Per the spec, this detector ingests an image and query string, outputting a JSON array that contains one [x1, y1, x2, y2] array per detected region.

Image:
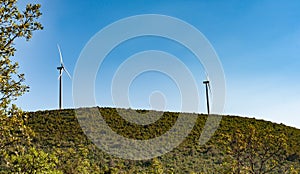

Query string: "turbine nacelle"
[[203, 80, 209, 84]]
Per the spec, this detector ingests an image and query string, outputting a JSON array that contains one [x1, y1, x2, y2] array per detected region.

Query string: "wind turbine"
[[203, 73, 212, 115], [57, 44, 71, 110]]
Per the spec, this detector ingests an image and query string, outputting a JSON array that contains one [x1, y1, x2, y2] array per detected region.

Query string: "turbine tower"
[[57, 44, 71, 110], [203, 74, 212, 115]]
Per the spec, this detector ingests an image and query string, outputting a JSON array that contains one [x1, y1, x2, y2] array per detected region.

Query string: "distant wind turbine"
[[57, 44, 71, 110], [203, 73, 212, 115]]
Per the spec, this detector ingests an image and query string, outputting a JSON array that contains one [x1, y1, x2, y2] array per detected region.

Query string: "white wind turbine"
[[203, 73, 212, 115], [57, 44, 72, 110]]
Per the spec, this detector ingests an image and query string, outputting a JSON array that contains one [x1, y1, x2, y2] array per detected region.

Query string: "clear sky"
[[14, 0, 300, 128]]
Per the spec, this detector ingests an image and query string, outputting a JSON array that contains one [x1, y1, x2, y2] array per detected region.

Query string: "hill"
[[25, 107, 300, 173]]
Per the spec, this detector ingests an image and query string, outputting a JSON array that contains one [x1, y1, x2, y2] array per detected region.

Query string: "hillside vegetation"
[[21, 107, 300, 173]]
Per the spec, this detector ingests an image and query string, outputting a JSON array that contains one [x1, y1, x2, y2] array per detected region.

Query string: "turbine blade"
[[204, 71, 210, 81], [63, 67, 72, 80], [57, 44, 63, 65], [208, 82, 212, 96], [58, 70, 63, 80]]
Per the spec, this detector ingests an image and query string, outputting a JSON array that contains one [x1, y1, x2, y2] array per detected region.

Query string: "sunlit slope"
[[26, 107, 300, 173]]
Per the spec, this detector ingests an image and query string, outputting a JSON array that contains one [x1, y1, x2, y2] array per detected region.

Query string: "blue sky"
[[14, 0, 300, 128]]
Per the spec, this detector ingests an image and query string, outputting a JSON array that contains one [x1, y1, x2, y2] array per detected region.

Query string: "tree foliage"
[[220, 125, 291, 173], [0, 106, 34, 170], [54, 146, 101, 174], [6, 147, 62, 174]]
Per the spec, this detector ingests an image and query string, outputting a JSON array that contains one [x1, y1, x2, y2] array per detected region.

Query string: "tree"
[[220, 125, 291, 173], [0, 0, 43, 172], [0, 0, 43, 112]]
